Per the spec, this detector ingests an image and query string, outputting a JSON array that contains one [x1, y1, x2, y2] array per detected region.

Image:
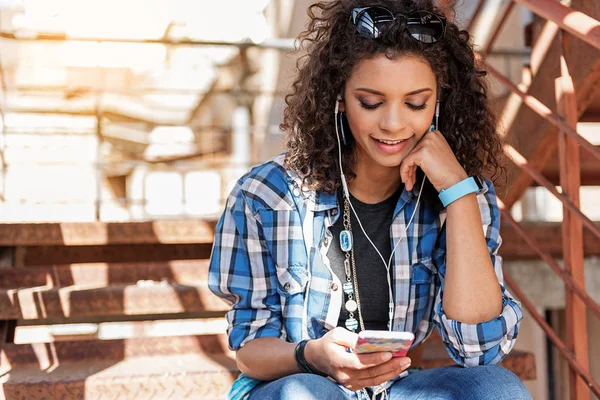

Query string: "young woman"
[[209, 1, 531, 399]]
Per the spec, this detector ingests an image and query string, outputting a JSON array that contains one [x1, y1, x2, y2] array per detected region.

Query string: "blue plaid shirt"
[[208, 153, 522, 400]]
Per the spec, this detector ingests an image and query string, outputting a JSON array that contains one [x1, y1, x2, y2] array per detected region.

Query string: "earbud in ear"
[[429, 98, 440, 132], [335, 95, 343, 114]]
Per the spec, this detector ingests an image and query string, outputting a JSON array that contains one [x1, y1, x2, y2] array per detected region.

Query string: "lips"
[[374, 138, 406, 145], [371, 136, 410, 154]]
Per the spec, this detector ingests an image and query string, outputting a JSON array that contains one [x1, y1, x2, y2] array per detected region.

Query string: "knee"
[[470, 365, 532, 400], [255, 373, 340, 400]]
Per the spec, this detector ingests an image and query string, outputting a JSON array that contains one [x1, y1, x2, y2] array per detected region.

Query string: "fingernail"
[[382, 352, 392, 361], [401, 359, 411, 369]]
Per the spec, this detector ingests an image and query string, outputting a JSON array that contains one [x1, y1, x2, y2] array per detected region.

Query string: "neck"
[[347, 153, 404, 204]]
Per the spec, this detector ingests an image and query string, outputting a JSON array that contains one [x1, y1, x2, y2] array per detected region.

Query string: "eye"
[[359, 101, 381, 110], [407, 103, 428, 111]]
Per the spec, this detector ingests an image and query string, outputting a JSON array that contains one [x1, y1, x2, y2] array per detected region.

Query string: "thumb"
[[329, 327, 359, 349]]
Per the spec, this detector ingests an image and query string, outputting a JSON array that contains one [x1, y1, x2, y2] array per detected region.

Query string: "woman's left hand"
[[400, 130, 468, 192]]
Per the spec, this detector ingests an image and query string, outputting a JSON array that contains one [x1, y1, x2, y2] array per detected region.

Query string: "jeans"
[[246, 365, 533, 400]]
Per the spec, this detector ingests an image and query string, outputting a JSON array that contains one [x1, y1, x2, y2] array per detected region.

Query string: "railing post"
[[555, 33, 589, 400]]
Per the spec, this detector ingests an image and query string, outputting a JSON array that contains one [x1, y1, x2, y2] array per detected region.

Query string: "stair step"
[[0, 260, 210, 289], [0, 353, 238, 399], [0, 335, 237, 399], [0, 220, 216, 247], [0, 281, 229, 320]]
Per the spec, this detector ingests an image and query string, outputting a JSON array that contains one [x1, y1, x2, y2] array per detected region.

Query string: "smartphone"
[[354, 330, 415, 358]]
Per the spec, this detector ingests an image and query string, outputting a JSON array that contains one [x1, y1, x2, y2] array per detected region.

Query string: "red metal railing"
[[472, 0, 600, 398]]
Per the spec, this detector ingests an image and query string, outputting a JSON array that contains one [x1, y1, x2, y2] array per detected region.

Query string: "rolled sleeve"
[[208, 183, 285, 351], [432, 179, 523, 366]]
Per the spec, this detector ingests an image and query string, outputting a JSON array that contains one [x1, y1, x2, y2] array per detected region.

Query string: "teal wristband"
[[438, 176, 484, 207]]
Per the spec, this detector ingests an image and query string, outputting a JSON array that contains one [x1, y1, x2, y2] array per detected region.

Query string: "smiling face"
[[340, 53, 438, 172]]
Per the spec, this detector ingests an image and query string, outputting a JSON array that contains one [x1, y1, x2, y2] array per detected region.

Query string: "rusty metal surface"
[[490, 0, 600, 208], [513, 0, 600, 50], [0, 260, 210, 289], [498, 209, 600, 320], [557, 54, 591, 400], [16, 244, 213, 266], [2, 335, 233, 365], [0, 335, 237, 399], [0, 282, 229, 320], [500, 221, 600, 260], [504, 273, 600, 397], [0, 354, 238, 399], [0, 220, 217, 247]]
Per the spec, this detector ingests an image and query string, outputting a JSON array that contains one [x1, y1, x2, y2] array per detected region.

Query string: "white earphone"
[[334, 95, 438, 331]]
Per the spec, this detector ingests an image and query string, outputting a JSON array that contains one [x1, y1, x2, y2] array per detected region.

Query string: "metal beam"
[[512, 0, 600, 50], [556, 48, 590, 400]]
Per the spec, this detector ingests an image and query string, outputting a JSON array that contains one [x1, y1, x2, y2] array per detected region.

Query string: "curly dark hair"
[[281, 0, 506, 202]]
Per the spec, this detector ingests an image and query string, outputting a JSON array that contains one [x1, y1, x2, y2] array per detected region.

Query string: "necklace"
[[340, 195, 366, 332]]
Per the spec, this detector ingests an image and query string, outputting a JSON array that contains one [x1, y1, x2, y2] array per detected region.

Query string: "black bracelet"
[[294, 340, 328, 377]]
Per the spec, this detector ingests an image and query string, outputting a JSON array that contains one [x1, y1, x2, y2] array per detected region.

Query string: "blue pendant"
[[342, 282, 354, 295], [345, 318, 359, 331], [340, 230, 353, 252]]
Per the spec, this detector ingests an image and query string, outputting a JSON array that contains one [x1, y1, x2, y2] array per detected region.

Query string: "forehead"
[[347, 54, 437, 93]]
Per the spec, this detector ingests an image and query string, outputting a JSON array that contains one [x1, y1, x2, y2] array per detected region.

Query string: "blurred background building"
[[0, 0, 599, 399]]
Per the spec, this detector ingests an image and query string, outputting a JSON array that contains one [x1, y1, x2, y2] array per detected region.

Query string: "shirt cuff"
[[435, 294, 523, 366]]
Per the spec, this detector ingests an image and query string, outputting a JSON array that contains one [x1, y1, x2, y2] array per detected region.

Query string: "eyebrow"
[[355, 87, 433, 96]]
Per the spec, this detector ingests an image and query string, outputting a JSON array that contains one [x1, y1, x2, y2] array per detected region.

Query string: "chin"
[[375, 155, 405, 168]]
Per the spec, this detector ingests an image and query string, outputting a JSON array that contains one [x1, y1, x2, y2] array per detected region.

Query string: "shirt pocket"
[[275, 264, 309, 296], [409, 257, 436, 326], [411, 257, 435, 284]]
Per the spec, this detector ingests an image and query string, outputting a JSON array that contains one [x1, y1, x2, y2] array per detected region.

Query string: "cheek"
[[413, 114, 434, 134], [346, 110, 377, 138]]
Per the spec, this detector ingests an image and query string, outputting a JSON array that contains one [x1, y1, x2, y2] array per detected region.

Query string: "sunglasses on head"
[[352, 7, 446, 43]]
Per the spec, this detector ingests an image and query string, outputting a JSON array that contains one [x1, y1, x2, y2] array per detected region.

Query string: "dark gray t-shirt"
[[328, 187, 402, 331]]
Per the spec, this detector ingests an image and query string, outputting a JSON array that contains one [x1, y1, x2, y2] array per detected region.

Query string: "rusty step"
[[0, 335, 237, 399], [0, 220, 216, 247], [0, 354, 238, 400], [0, 281, 229, 321], [0, 260, 210, 289]]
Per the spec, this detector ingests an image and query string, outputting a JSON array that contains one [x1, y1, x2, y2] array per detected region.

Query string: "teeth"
[[377, 138, 405, 145]]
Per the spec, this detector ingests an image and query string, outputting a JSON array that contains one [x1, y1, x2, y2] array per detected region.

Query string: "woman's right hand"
[[304, 327, 412, 391]]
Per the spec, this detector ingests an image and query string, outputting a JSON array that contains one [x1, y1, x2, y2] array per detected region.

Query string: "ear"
[[337, 95, 345, 112]]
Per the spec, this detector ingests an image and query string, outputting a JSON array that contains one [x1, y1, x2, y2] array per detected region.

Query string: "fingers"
[[356, 357, 411, 388], [401, 161, 417, 191], [400, 156, 416, 190], [334, 348, 393, 370], [329, 327, 359, 348], [327, 328, 390, 370]]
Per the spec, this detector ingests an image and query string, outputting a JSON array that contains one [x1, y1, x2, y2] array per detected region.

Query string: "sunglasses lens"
[[406, 12, 445, 43], [354, 7, 394, 39]]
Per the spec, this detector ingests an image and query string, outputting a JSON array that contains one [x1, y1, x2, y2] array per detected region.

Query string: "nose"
[[379, 104, 407, 134]]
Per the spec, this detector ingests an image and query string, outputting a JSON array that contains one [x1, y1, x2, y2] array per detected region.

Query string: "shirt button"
[[331, 209, 338, 216], [324, 237, 329, 245], [284, 282, 291, 291], [331, 282, 339, 291]]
